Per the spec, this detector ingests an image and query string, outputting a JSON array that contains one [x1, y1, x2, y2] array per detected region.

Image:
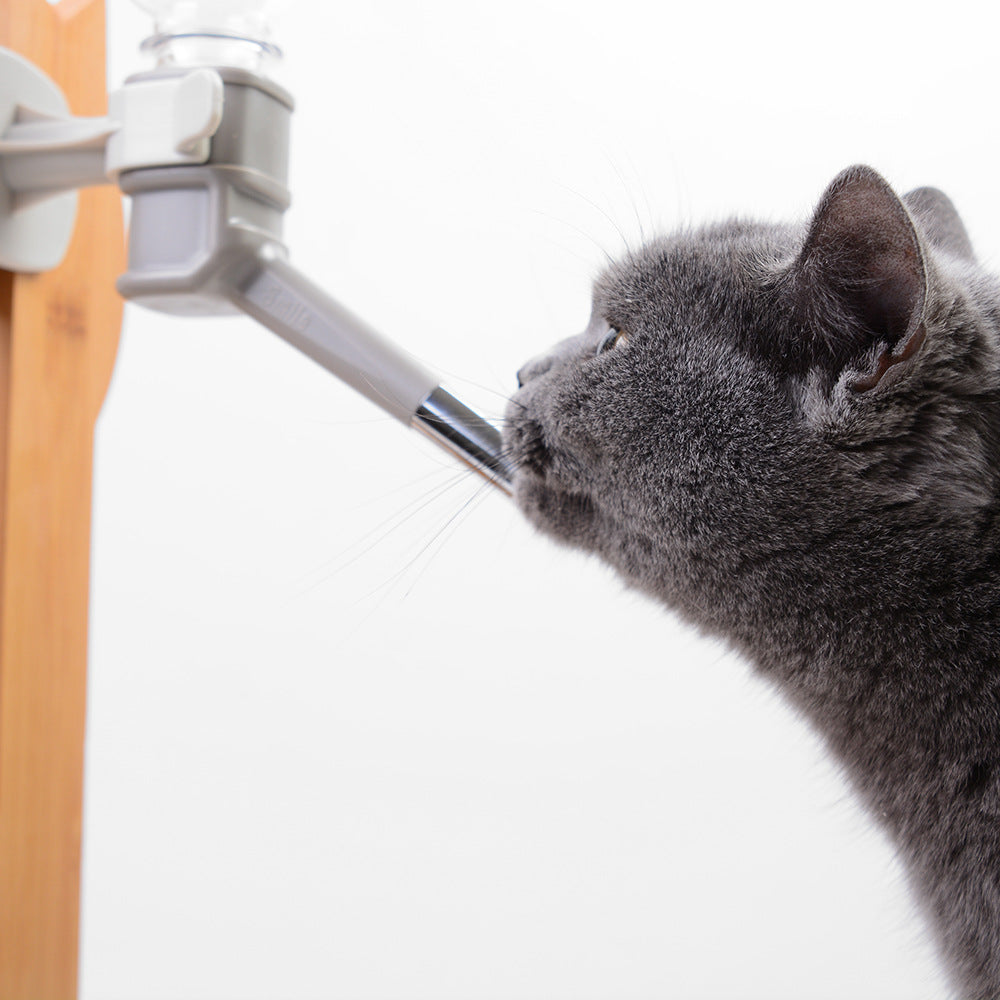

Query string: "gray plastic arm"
[[227, 248, 439, 423], [224, 249, 513, 491]]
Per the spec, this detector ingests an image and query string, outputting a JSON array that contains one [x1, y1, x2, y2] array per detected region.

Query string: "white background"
[[80, 2, 996, 997]]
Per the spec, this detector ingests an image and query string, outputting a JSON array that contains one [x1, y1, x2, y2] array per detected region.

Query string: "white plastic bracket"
[[105, 70, 224, 179], [0, 48, 224, 272]]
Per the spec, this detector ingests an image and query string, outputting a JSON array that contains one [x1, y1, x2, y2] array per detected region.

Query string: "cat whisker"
[[347, 467, 501, 612], [551, 180, 635, 260], [400, 476, 498, 600], [525, 207, 617, 266], [288, 465, 476, 600], [606, 155, 648, 247]]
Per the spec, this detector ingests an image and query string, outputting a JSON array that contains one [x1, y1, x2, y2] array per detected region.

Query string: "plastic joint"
[[0, 48, 223, 271]]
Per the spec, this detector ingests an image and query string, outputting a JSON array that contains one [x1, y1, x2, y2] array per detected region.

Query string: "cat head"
[[504, 166, 1000, 628]]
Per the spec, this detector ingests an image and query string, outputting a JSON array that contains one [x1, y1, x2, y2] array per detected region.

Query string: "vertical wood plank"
[[0, 0, 124, 996]]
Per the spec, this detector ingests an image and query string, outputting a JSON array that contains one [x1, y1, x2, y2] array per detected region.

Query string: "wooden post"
[[0, 1, 124, 997]]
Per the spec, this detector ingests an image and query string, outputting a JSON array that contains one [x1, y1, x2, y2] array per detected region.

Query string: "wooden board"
[[0, 0, 124, 996]]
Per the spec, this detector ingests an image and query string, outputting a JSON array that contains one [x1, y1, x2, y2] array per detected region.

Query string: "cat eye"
[[597, 327, 629, 354]]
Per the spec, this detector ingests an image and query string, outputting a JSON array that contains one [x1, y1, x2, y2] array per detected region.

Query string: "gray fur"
[[504, 166, 1000, 997]]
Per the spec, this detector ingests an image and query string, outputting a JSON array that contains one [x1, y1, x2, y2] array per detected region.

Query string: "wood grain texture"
[[0, 1, 124, 996]]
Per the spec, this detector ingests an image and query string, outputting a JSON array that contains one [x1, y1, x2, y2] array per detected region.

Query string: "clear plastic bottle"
[[131, 0, 283, 73]]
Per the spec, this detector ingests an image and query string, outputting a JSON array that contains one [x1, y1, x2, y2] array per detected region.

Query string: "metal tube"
[[413, 387, 513, 494]]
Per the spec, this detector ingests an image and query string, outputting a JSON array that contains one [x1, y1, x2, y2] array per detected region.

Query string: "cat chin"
[[506, 408, 600, 545], [504, 415, 552, 476], [513, 472, 600, 550]]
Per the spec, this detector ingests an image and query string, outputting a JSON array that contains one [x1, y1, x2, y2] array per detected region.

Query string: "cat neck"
[[718, 514, 1000, 995]]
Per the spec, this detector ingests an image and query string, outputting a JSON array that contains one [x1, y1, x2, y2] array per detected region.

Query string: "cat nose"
[[516, 354, 553, 389]]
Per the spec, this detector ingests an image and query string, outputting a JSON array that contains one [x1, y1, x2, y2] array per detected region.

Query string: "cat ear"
[[794, 165, 927, 393], [903, 186, 976, 263]]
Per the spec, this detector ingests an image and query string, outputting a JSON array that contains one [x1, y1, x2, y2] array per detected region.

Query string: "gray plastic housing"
[[116, 66, 292, 315]]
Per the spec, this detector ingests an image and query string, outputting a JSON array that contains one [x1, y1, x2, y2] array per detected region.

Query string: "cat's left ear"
[[793, 165, 927, 393]]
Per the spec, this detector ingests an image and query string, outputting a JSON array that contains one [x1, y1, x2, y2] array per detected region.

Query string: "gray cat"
[[504, 165, 1000, 998]]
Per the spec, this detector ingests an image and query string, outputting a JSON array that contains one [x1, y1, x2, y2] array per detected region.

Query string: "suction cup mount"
[[0, 48, 78, 271]]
